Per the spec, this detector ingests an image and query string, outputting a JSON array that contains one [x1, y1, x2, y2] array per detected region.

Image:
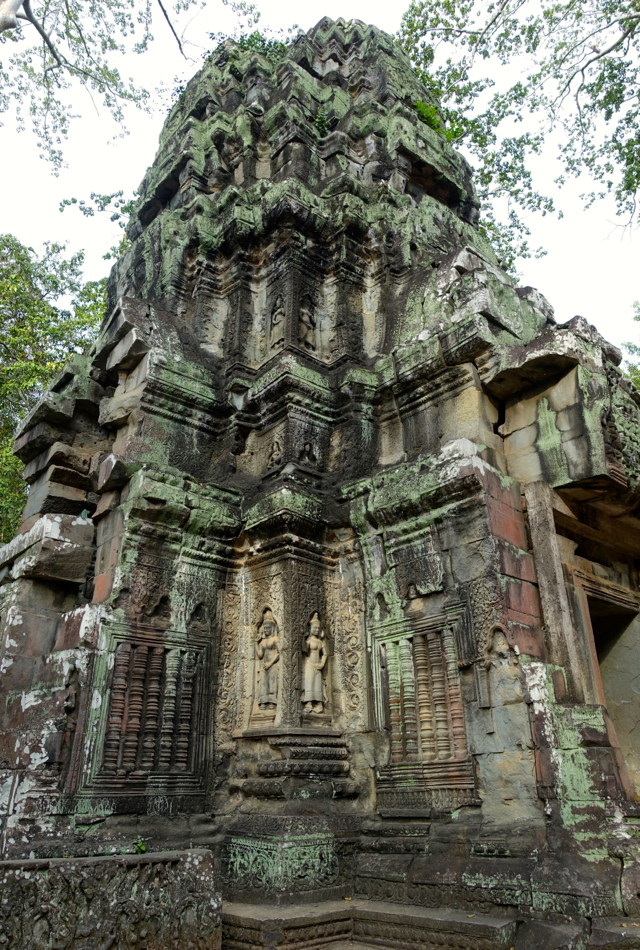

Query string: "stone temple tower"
[[3, 16, 640, 949]]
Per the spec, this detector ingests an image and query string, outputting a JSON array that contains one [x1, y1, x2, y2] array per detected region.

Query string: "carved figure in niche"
[[486, 625, 530, 706], [270, 295, 285, 349], [301, 612, 328, 714], [256, 609, 280, 709], [299, 441, 317, 467], [298, 296, 316, 351], [267, 440, 283, 469]]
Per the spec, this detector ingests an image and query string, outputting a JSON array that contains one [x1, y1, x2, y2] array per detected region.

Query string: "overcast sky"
[[2, 0, 638, 351]]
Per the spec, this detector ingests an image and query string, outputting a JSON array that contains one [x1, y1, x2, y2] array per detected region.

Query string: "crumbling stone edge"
[[0, 848, 221, 949]]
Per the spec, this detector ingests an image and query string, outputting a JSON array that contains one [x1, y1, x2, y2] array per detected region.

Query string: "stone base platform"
[[221, 899, 519, 950], [222, 900, 640, 950]]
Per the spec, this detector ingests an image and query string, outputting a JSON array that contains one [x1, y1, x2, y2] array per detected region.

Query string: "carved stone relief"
[[298, 295, 317, 352], [301, 612, 329, 716], [255, 608, 281, 718], [269, 294, 285, 351]]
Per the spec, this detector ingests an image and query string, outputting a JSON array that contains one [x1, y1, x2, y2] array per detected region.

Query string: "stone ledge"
[[221, 898, 518, 950]]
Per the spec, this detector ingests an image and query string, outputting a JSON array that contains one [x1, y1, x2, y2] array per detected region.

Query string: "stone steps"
[[589, 917, 640, 947], [221, 898, 518, 950], [326, 943, 387, 950]]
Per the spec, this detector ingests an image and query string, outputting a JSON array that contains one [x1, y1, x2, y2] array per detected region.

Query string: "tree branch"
[[155, 0, 186, 58], [0, 0, 24, 34], [20, 0, 64, 69], [555, 22, 637, 105]]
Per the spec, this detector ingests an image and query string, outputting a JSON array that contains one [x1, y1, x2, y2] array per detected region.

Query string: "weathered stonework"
[[2, 16, 640, 948], [0, 850, 221, 948]]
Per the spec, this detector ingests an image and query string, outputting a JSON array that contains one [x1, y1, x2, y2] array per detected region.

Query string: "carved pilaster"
[[399, 638, 418, 761], [443, 625, 468, 760], [279, 563, 301, 729], [427, 631, 451, 761], [386, 641, 403, 764], [158, 648, 181, 769], [121, 644, 148, 772], [413, 633, 434, 761], [141, 647, 164, 770], [103, 642, 131, 772], [175, 651, 196, 770]]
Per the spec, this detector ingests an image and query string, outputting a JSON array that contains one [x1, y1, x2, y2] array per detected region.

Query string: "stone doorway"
[[584, 586, 640, 795]]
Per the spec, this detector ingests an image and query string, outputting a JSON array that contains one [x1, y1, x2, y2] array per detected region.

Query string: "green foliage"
[[623, 301, 640, 389], [0, 0, 202, 169], [0, 441, 25, 545], [0, 234, 105, 541], [133, 838, 146, 854], [229, 30, 289, 64], [315, 107, 329, 136], [414, 99, 442, 131], [208, 0, 299, 67], [400, 0, 640, 270], [60, 191, 135, 260]]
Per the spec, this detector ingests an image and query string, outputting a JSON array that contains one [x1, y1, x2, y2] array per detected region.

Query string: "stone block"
[[515, 918, 588, 950], [507, 622, 546, 659], [439, 383, 498, 440], [487, 497, 529, 549], [92, 488, 120, 521], [13, 421, 74, 463], [23, 442, 90, 485], [505, 578, 543, 624], [98, 382, 146, 427], [506, 422, 538, 452], [22, 473, 88, 521], [0, 515, 94, 584], [95, 534, 122, 576], [481, 468, 523, 510], [92, 568, 115, 603], [498, 541, 537, 582], [532, 854, 621, 918], [96, 507, 124, 546], [506, 448, 544, 482], [356, 853, 412, 881], [501, 392, 539, 437], [106, 327, 150, 371], [14, 391, 75, 439], [97, 453, 139, 492]]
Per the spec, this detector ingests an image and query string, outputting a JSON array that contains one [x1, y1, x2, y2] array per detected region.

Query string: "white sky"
[[1, 0, 638, 351]]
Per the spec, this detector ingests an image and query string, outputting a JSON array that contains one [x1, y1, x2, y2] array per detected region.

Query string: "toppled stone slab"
[[0, 849, 221, 949]]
